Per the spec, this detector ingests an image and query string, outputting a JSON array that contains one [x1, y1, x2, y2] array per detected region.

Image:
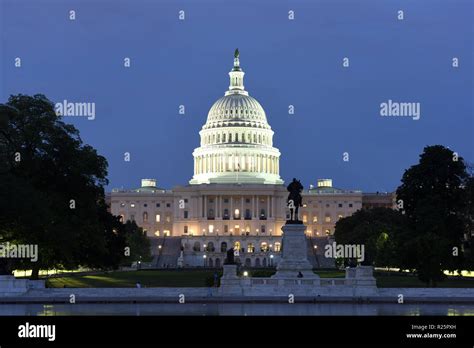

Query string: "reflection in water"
[[0, 303, 473, 316]]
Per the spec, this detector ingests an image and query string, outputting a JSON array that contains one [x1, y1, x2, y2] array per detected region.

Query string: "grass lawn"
[[44, 269, 474, 288]]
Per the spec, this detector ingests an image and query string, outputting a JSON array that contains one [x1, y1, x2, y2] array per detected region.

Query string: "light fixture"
[[203, 255, 207, 259], [243, 271, 248, 277]]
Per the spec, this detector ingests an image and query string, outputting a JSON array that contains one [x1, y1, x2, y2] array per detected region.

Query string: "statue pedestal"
[[220, 264, 243, 295], [272, 224, 319, 279]]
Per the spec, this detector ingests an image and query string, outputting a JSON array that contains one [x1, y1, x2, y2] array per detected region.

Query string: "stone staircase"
[[307, 237, 336, 269], [152, 237, 182, 268]]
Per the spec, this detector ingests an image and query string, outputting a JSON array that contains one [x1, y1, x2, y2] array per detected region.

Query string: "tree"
[[0, 94, 124, 277], [122, 221, 152, 265], [334, 208, 408, 267], [396, 145, 471, 286]]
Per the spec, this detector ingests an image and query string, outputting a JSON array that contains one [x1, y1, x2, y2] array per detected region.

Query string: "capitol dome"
[[190, 49, 283, 185]]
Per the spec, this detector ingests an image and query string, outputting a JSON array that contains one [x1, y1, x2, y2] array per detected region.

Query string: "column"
[[252, 195, 255, 218], [230, 196, 233, 218], [267, 195, 270, 218], [271, 195, 274, 218], [256, 195, 259, 218], [241, 196, 244, 217], [204, 195, 207, 218]]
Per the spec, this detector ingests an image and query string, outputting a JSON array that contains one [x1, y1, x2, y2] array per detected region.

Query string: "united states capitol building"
[[109, 51, 395, 268]]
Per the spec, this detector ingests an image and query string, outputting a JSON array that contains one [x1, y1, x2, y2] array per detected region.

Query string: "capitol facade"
[[109, 51, 395, 268]]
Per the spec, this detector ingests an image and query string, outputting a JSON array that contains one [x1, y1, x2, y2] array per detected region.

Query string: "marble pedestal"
[[219, 264, 243, 295], [272, 224, 319, 279]]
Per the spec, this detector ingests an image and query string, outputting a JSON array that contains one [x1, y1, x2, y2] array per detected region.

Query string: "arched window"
[[215, 258, 221, 268], [223, 209, 229, 219], [262, 258, 267, 267], [207, 242, 215, 252], [255, 258, 261, 267], [223, 133, 226, 142], [220, 242, 227, 252], [260, 242, 268, 252], [260, 209, 266, 219], [208, 258, 214, 267], [143, 212, 148, 222], [245, 258, 251, 267], [234, 241, 241, 251], [253, 134, 257, 143], [193, 242, 201, 252], [274, 242, 281, 252]]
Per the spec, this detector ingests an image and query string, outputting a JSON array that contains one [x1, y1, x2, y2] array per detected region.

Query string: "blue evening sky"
[[1, 0, 472, 192]]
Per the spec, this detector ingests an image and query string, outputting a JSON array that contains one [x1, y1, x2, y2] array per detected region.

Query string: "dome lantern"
[[226, 48, 247, 96]]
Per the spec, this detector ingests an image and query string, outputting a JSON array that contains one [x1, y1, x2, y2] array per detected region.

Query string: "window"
[[245, 198, 250, 203], [143, 212, 148, 222], [313, 216, 318, 223], [274, 242, 281, 252], [155, 214, 161, 222], [130, 203, 135, 208], [303, 215, 307, 223], [338, 203, 343, 208], [130, 214, 135, 221], [223, 209, 229, 219], [120, 203, 125, 207], [209, 225, 214, 233], [234, 209, 240, 219], [224, 198, 229, 203], [325, 229, 330, 236], [261, 225, 266, 233], [245, 209, 251, 219], [208, 209, 215, 219], [207, 242, 215, 252], [325, 216, 331, 223], [144, 203, 148, 207], [184, 199, 188, 203], [247, 243, 255, 253], [166, 203, 170, 208], [193, 242, 201, 252], [166, 215, 171, 222], [154, 230, 160, 237], [338, 214, 343, 220], [156, 203, 160, 207], [220, 242, 227, 252], [224, 225, 228, 233], [209, 198, 214, 203], [119, 214, 124, 223], [326, 204, 330, 208], [260, 209, 266, 219], [163, 230, 170, 236], [349, 203, 353, 208], [184, 210, 188, 219], [260, 242, 268, 252], [184, 226, 188, 234]]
